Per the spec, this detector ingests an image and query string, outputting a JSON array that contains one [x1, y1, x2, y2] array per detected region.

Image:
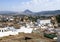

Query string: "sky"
[[0, 0, 60, 12]]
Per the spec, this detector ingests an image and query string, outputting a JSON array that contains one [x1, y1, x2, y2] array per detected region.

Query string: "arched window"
[[2, 30, 3, 32]]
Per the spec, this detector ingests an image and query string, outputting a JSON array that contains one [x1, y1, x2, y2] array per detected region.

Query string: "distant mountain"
[[0, 11, 18, 15], [0, 10, 60, 16], [36, 10, 60, 16], [23, 9, 33, 14], [23, 10, 60, 16], [17, 9, 34, 16]]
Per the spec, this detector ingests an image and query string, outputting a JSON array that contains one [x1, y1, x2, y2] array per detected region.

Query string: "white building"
[[37, 19, 53, 27], [17, 25, 33, 33], [37, 19, 54, 31], [37, 19, 51, 25], [0, 27, 18, 37], [0, 26, 33, 37]]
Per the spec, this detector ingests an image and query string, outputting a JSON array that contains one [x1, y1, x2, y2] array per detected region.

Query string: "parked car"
[[44, 33, 57, 39]]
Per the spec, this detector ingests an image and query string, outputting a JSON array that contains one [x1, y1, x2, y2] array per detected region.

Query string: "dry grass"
[[0, 33, 56, 42]]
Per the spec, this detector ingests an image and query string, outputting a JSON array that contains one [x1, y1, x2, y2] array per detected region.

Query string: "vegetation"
[[28, 16, 49, 22], [56, 15, 60, 23]]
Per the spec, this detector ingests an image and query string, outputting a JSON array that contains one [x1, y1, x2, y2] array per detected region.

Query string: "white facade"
[[0, 27, 18, 37], [0, 26, 33, 37], [40, 19, 50, 25], [17, 26, 33, 33], [37, 19, 51, 25]]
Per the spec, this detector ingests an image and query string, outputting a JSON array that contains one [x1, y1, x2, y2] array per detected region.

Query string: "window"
[[0, 30, 1, 32], [2, 30, 3, 32]]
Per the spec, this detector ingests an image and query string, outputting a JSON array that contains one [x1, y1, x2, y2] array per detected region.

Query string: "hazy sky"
[[0, 0, 60, 12]]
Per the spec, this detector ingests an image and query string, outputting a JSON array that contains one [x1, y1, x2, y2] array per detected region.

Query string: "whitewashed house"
[[0, 25, 33, 37], [37, 19, 54, 31], [37, 19, 51, 26], [0, 26, 18, 37], [37, 19, 53, 27], [17, 26, 33, 33]]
